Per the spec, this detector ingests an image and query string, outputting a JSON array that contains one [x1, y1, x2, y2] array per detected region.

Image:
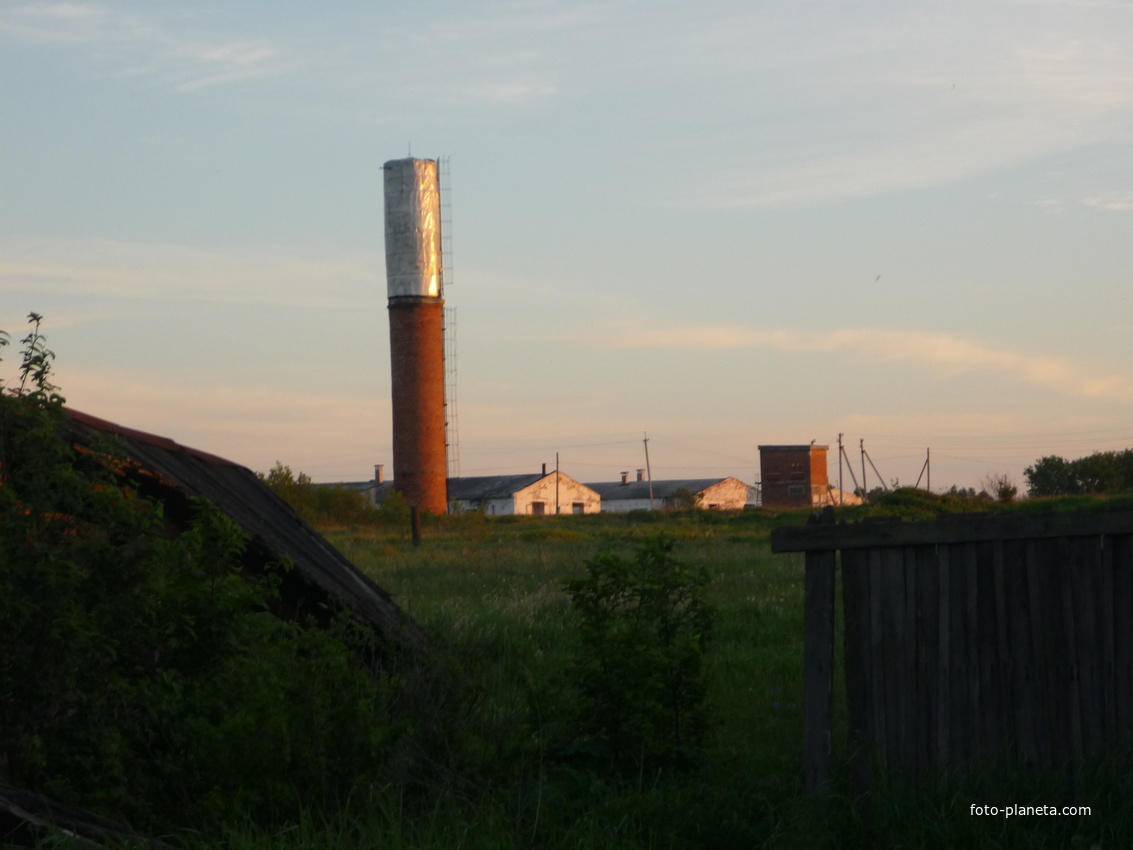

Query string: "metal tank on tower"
[[383, 157, 448, 515]]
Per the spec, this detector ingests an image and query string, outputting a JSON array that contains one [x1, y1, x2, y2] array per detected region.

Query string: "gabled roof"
[[318, 480, 377, 493], [585, 477, 743, 501], [448, 473, 547, 501], [62, 409, 425, 650]]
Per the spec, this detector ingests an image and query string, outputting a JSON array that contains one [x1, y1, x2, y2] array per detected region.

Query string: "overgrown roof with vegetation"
[[63, 408, 425, 649]]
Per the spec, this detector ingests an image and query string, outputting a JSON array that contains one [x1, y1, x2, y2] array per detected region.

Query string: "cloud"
[[466, 81, 558, 103], [0, 2, 106, 42], [608, 325, 1133, 401], [1084, 193, 1133, 211], [0, 237, 381, 309], [1, 2, 285, 91], [167, 40, 280, 91], [3, 1, 570, 108], [680, 2, 1133, 207]]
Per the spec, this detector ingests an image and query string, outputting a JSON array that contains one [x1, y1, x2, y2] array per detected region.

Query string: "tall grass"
[[213, 509, 1125, 848]]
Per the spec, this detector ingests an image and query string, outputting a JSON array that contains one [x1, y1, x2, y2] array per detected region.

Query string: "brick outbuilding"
[[758, 444, 830, 508]]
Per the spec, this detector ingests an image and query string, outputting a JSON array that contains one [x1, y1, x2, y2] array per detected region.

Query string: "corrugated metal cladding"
[[383, 158, 442, 299]]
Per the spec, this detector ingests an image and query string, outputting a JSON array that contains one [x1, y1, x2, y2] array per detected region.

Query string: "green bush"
[[0, 316, 407, 831], [260, 461, 384, 527], [1026, 450, 1133, 497], [835, 486, 993, 520], [664, 487, 703, 510], [562, 536, 714, 772]]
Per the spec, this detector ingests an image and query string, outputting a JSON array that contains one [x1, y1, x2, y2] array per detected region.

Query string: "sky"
[[3, 0, 1133, 495]]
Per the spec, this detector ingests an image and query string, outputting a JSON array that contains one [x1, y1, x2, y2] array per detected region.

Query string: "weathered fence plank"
[[936, 542, 952, 764], [869, 549, 888, 772], [1110, 534, 1133, 747], [802, 511, 836, 792], [876, 547, 900, 774], [773, 508, 1133, 793], [1003, 538, 1038, 766], [991, 540, 1011, 765], [1048, 538, 1074, 768], [842, 546, 872, 796], [1099, 535, 1118, 745], [772, 510, 1133, 551], [900, 546, 917, 777], [1072, 536, 1102, 760], [949, 543, 973, 767], [1037, 539, 1065, 770], [973, 541, 1000, 763], [913, 544, 939, 780]]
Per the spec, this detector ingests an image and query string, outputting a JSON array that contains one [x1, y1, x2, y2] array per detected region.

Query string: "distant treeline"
[[259, 462, 408, 526], [1025, 449, 1133, 497]]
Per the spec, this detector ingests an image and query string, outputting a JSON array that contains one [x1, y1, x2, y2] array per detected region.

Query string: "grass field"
[[221, 507, 1126, 849]]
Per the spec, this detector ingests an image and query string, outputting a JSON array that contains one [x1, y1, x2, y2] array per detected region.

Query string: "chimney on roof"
[[375, 464, 385, 484], [620, 471, 629, 485], [636, 468, 645, 482], [542, 462, 547, 476]]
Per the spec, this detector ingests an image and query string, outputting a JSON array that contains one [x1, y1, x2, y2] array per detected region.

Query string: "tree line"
[[258, 460, 408, 527], [1025, 449, 1133, 497]]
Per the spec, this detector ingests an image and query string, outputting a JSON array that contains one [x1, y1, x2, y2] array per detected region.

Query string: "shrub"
[[664, 487, 703, 511], [562, 536, 714, 772], [260, 460, 381, 527], [1026, 450, 1133, 497], [0, 316, 405, 831]]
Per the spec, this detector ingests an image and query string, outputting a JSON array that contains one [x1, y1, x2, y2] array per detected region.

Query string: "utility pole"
[[862, 442, 889, 492], [860, 439, 868, 501], [838, 433, 844, 505], [915, 447, 931, 492], [643, 432, 655, 511], [840, 439, 864, 502], [555, 451, 560, 514]]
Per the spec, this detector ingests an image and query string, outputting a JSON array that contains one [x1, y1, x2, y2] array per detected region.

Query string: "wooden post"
[[804, 507, 837, 792], [1113, 534, 1133, 748], [410, 506, 421, 547], [836, 547, 876, 812]]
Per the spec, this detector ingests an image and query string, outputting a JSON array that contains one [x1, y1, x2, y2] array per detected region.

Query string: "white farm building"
[[335, 467, 600, 515], [449, 471, 601, 516], [586, 473, 754, 512]]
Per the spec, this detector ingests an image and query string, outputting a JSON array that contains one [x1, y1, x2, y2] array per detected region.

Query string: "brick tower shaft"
[[388, 297, 447, 514]]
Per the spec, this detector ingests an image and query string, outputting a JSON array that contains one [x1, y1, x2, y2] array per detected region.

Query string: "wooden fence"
[[771, 508, 1133, 792]]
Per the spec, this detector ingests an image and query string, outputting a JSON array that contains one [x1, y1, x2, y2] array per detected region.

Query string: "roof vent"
[[620, 471, 629, 485]]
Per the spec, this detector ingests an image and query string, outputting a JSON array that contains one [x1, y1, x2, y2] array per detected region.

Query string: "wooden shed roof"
[[62, 409, 425, 650]]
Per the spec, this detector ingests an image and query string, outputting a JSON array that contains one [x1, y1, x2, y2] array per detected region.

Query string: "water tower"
[[383, 157, 448, 515]]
